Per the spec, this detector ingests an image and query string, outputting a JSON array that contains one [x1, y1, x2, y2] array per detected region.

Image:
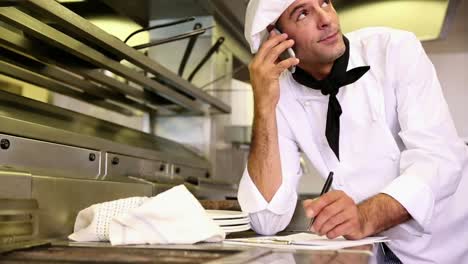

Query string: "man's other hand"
[[303, 191, 369, 240]]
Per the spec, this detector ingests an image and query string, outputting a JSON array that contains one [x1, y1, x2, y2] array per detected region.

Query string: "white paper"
[[224, 232, 388, 251]]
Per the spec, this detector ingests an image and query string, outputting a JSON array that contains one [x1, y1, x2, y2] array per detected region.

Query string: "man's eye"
[[322, 0, 330, 8], [297, 11, 307, 21]]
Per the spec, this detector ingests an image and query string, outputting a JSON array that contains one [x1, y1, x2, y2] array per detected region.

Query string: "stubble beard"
[[315, 40, 346, 65]]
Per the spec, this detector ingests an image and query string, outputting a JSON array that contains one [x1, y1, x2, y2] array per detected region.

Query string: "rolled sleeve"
[[238, 167, 297, 215], [238, 168, 298, 235]]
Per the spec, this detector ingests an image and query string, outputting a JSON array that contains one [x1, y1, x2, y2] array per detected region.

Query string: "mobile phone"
[[271, 28, 297, 73]]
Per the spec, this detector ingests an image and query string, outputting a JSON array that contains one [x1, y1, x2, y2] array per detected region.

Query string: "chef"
[[237, 0, 468, 263]]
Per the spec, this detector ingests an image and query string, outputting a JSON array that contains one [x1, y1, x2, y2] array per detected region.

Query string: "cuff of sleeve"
[[237, 168, 297, 215], [381, 168, 435, 235]]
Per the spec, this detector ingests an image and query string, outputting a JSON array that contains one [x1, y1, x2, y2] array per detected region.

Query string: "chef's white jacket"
[[238, 27, 468, 263]]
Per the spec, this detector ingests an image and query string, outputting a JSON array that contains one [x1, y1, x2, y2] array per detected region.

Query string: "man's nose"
[[316, 8, 332, 29]]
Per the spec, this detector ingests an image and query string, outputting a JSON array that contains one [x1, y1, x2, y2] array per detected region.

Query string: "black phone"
[[272, 28, 297, 73]]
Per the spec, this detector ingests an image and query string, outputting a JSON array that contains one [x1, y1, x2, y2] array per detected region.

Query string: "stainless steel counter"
[[0, 235, 375, 264]]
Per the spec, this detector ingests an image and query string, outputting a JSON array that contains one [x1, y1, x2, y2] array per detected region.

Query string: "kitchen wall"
[[339, 0, 449, 41], [423, 0, 468, 139]]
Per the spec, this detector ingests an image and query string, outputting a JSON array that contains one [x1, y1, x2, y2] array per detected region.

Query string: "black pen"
[[307, 171, 334, 231]]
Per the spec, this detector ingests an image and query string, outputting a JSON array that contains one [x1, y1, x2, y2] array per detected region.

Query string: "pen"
[[307, 171, 334, 231], [227, 238, 292, 245]]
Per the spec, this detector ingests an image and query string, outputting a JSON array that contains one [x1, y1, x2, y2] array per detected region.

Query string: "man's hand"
[[303, 191, 369, 240], [249, 30, 299, 115], [303, 192, 411, 240]]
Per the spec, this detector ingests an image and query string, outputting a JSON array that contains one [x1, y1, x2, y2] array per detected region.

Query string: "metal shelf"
[[0, 0, 231, 116]]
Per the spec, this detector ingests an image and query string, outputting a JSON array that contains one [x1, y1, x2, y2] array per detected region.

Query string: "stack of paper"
[[224, 232, 388, 250]]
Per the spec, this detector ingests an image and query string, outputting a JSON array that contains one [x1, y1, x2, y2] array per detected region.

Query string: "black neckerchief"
[[292, 36, 370, 160]]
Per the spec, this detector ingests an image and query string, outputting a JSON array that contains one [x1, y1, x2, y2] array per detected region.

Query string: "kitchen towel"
[[68, 185, 225, 245], [68, 196, 148, 242]]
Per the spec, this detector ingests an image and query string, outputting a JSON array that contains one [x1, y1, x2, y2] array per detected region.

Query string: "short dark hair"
[[275, 20, 283, 33]]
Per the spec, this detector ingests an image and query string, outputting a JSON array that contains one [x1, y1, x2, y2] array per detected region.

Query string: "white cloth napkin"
[[68, 185, 225, 245], [69, 196, 148, 242]]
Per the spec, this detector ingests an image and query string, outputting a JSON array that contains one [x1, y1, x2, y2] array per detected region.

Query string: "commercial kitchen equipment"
[[0, 1, 373, 263]]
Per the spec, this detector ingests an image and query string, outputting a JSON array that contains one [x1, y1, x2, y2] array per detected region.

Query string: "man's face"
[[277, 0, 345, 65]]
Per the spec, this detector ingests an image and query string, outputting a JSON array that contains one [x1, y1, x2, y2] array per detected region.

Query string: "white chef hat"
[[244, 0, 296, 54]]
